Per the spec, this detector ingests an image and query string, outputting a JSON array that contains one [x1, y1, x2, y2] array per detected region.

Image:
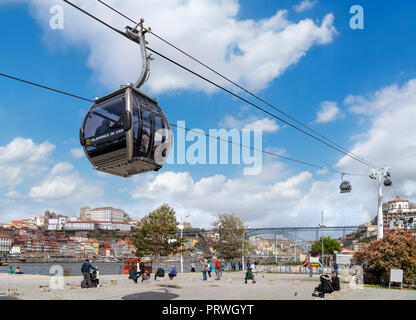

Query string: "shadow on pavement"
[[157, 284, 182, 289], [122, 289, 179, 300], [0, 296, 19, 300]]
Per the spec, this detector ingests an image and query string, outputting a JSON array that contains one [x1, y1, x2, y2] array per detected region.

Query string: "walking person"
[[238, 262, 242, 271], [308, 262, 313, 277], [207, 260, 213, 278], [215, 258, 221, 280], [190, 262, 195, 273], [81, 259, 96, 288], [333, 262, 339, 273], [202, 260, 208, 281], [138, 260, 146, 280], [129, 267, 139, 284]]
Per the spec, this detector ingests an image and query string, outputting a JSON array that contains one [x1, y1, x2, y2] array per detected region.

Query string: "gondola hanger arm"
[[125, 18, 152, 89]]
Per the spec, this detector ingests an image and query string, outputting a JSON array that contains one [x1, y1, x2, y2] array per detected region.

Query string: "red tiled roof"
[[389, 196, 409, 203]]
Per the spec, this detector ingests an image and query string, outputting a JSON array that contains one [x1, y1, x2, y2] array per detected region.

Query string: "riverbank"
[[1, 272, 416, 300]]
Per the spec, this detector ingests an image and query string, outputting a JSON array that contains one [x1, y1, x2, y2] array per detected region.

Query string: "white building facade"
[[0, 235, 12, 255], [89, 207, 126, 222]]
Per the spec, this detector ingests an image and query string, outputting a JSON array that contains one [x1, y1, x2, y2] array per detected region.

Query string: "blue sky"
[[1, 0, 416, 230]]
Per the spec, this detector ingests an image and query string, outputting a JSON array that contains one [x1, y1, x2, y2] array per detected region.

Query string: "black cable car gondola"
[[339, 173, 352, 193], [384, 172, 392, 187], [79, 21, 172, 177]]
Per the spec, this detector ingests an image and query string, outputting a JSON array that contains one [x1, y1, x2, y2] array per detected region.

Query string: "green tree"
[[132, 204, 185, 268], [311, 236, 341, 255], [212, 213, 252, 260], [354, 230, 416, 285]]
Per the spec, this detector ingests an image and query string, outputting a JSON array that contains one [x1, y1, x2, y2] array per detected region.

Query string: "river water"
[[0, 261, 204, 275]]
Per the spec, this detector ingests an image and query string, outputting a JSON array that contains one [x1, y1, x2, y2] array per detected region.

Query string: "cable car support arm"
[[125, 19, 152, 89]]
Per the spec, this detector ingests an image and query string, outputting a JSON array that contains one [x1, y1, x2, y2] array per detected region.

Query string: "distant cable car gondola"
[[79, 21, 172, 177], [384, 172, 392, 187], [339, 173, 352, 193]]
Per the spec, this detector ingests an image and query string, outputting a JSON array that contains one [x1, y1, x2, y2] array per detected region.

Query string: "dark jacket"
[[331, 276, 340, 291], [129, 268, 138, 280], [245, 270, 254, 280], [318, 275, 334, 294], [156, 267, 165, 277], [81, 262, 96, 273]]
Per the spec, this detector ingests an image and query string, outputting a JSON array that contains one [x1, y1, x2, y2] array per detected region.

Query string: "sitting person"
[[331, 271, 340, 291], [129, 267, 139, 284], [245, 268, 255, 284], [154, 266, 165, 280], [168, 265, 177, 280], [313, 275, 333, 298], [8, 266, 14, 274], [15, 267, 23, 274], [91, 269, 99, 287]]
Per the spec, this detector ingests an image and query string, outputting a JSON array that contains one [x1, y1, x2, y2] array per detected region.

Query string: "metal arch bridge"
[[244, 226, 367, 240], [181, 225, 367, 252], [243, 226, 367, 251]]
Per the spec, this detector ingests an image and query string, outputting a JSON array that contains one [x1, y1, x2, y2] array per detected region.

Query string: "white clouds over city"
[[28, 0, 336, 93]]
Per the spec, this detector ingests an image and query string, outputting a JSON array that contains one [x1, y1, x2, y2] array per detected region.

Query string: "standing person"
[[246, 261, 250, 270], [190, 262, 195, 273], [138, 260, 146, 280], [238, 262, 242, 271], [81, 259, 96, 288], [129, 267, 139, 283], [207, 260, 213, 278], [215, 258, 221, 280], [245, 268, 255, 284], [309, 262, 313, 278], [202, 260, 208, 281]]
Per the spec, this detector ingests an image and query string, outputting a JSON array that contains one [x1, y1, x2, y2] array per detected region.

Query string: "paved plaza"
[[1, 271, 415, 300]]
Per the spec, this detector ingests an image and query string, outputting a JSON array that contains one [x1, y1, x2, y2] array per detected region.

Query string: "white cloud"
[[29, 162, 104, 203], [70, 148, 84, 159], [0, 138, 55, 188], [219, 115, 279, 133], [28, 0, 336, 93], [293, 0, 318, 13], [5, 191, 23, 199], [315, 101, 343, 123]]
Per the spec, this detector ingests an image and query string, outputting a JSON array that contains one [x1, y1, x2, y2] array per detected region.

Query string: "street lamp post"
[[179, 214, 190, 274], [319, 211, 326, 268]]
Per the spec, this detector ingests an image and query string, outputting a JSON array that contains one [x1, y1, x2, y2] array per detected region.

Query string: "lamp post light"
[[179, 214, 190, 274], [319, 211, 326, 268]]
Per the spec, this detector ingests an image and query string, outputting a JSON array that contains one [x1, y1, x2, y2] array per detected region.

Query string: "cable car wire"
[[0, 72, 94, 103], [96, 0, 379, 169], [61, 0, 377, 170], [0, 71, 368, 177]]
